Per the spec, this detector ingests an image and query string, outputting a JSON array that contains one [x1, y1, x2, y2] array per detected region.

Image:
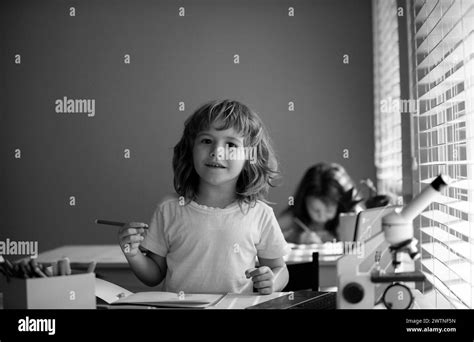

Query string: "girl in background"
[[279, 163, 364, 244]]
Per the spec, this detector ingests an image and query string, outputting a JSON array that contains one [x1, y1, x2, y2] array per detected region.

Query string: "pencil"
[[95, 219, 149, 229], [86, 261, 97, 273], [293, 217, 313, 233], [210, 293, 227, 308], [44, 266, 54, 277], [95, 219, 125, 227], [33, 266, 48, 278], [58, 258, 71, 276]]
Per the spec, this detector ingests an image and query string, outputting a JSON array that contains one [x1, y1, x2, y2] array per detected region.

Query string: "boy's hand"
[[245, 267, 274, 295], [118, 222, 148, 257]]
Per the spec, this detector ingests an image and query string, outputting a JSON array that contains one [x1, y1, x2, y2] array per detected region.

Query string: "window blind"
[[373, 0, 404, 200], [412, 0, 474, 309]]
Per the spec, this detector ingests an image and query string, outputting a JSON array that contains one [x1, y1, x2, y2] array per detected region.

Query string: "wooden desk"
[[99, 292, 291, 310], [35, 244, 341, 292], [209, 292, 289, 309]]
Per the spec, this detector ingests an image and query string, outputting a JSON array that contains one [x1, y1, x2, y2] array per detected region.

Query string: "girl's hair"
[[287, 163, 362, 238], [173, 99, 279, 209]]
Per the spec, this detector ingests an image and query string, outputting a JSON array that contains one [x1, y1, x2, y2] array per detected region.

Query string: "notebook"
[[112, 291, 225, 308], [95, 278, 225, 308]]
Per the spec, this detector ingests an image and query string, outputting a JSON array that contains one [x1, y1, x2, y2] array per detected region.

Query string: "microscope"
[[337, 174, 449, 309], [382, 174, 449, 270]]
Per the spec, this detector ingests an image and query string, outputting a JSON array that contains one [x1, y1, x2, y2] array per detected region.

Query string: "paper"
[[112, 291, 226, 308], [95, 277, 225, 308], [95, 278, 133, 304]]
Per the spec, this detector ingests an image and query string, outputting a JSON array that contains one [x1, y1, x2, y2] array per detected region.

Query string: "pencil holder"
[[2, 272, 95, 309]]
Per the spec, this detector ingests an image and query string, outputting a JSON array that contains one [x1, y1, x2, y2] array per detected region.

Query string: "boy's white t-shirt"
[[141, 197, 291, 294]]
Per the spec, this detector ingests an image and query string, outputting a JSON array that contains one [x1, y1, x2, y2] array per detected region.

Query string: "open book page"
[[112, 291, 226, 308], [95, 278, 133, 304]]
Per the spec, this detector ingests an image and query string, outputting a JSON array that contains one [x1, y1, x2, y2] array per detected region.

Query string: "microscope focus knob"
[[343, 282, 364, 304]]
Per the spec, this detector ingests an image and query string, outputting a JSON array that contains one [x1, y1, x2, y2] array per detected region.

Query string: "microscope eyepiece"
[[431, 174, 449, 191]]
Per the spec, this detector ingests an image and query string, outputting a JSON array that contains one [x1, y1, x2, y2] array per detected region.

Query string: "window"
[[412, 0, 474, 308], [373, 0, 404, 200]]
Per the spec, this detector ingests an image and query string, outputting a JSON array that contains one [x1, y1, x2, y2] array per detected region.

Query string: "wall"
[[0, 0, 375, 252]]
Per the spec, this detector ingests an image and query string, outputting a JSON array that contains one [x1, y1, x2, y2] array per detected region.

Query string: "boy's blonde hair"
[[173, 99, 279, 208]]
